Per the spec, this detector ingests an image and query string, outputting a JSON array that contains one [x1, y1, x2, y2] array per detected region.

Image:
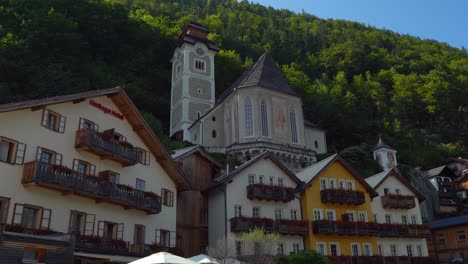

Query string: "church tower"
[[169, 20, 219, 140], [372, 137, 398, 170]]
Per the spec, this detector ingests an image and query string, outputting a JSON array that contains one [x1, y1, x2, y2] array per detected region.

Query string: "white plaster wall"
[[208, 189, 226, 250], [304, 127, 327, 154], [0, 96, 178, 243], [376, 238, 428, 257], [370, 175, 429, 256], [224, 158, 304, 255]]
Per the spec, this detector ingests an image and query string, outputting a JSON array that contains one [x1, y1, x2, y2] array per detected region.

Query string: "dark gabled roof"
[[365, 168, 426, 202], [427, 214, 468, 230], [0, 87, 190, 190], [371, 137, 396, 152], [216, 53, 297, 104], [423, 165, 447, 178], [177, 22, 219, 52], [171, 145, 222, 168], [296, 154, 379, 198], [206, 151, 302, 192]]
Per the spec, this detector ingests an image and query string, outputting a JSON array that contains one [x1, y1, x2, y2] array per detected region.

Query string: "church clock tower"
[[169, 21, 219, 140]]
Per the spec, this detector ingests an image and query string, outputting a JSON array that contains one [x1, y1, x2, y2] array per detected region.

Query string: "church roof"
[[371, 137, 396, 152], [177, 22, 219, 52], [216, 53, 297, 103]]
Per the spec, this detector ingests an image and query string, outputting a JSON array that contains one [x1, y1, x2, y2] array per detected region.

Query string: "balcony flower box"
[[4, 224, 57, 235], [144, 191, 159, 198], [108, 239, 128, 250], [80, 235, 104, 244]]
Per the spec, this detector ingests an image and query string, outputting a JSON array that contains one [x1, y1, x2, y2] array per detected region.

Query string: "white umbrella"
[[188, 254, 220, 264], [128, 252, 198, 264]]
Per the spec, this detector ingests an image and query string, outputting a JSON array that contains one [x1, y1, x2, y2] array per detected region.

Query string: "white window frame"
[[316, 242, 327, 255], [411, 215, 418, 224], [358, 211, 368, 222], [234, 205, 242, 217], [329, 179, 337, 189], [248, 174, 256, 185], [339, 179, 346, 189], [293, 243, 301, 253], [406, 244, 413, 256], [244, 97, 253, 137], [252, 207, 261, 218], [260, 99, 269, 137], [277, 243, 284, 255], [378, 244, 384, 256], [330, 242, 341, 256], [290, 210, 298, 220], [277, 178, 284, 186], [274, 208, 283, 220], [320, 178, 329, 190], [313, 209, 323, 221], [416, 245, 423, 257], [326, 209, 336, 221], [346, 210, 357, 222], [363, 243, 373, 256], [194, 58, 206, 72], [351, 243, 361, 256], [401, 215, 408, 225], [346, 180, 355, 190], [390, 244, 398, 256], [385, 214, 392, 224]]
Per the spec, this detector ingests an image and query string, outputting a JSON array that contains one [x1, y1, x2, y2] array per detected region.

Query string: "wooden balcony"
[[274, 220, 309, 236], [4, 224, 63, 236], [76, 235, 131, 256], [22, 161, 161, 214], [129, 244, 183, 257], [229, 217, 274, 233], [312, 220, 379, 236], [379, 223, 430, 238], [247, 184, 295, 202], [75, 129, 138, 166], [381, 195, 416, 209], [320, 189, 366, 205]]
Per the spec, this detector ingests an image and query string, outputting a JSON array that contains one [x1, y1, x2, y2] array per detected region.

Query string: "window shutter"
[[40, 208, 51, 229], [12, 203, 24, 225], [15, 143, 26, 165], [79, 118, 84, 130], [55, 153, 62, 166], [89, 164, 96, 176], [137, 149, 143, 164], [97, 221, 104, 237], [155, 229, 161, 244], [36, 147, 43, 161], [144, 151, 150, 165], [72, 159, 79, 172], [84, 214, 95, 235], [1, 200, 10, 224], [58, 115, 66, 133], [169, 191, 174, 207], [170, 231, 177, 247], [117, 223, 124, 240], [41, 110, 49, 127], [93, 123, 99, 132]]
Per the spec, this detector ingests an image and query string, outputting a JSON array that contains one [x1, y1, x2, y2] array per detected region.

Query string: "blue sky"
[[252, 0, 468, 49]]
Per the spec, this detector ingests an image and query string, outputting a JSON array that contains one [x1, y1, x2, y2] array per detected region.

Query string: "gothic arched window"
[[245, 97, 253, 137], [290, 108, 298, 143], [261, 100, 269, 137]]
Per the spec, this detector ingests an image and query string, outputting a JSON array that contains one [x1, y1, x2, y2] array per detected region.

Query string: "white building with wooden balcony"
[[207, 152, 306, 257], [365, 168, 430, 258], [0, 88, 189, 263]]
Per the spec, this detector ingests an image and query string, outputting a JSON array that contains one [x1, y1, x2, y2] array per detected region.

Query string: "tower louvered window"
[[245, 97, 253, 137], [290, 108, 297, 143], [261, 100, 268, 137]]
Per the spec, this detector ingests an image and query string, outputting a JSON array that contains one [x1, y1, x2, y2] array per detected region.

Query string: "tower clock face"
[[196, 47, 205, 56]]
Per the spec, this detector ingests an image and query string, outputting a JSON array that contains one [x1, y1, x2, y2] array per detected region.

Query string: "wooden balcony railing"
[[129, 244, 183, 257], [76, 235, 131, 256], [230, 217, 308, 236], [247, 184, 295, 202], [312, 220, 429, 238], [4, 224, 63, 236], [274, 220, 309, 236], [320, 189, 366, 205], [381, 195, 416, 209], [75, 129, 138, 166], [23, 161, 161, 214]]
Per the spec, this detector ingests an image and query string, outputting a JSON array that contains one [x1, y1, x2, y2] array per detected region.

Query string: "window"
[[411, 215, 418, 224], [277, 243, 285, 255], [72, 159, 96, 176], [36, 147, 62, 165], [416, 245, 423, 256], [198, 89, 202, 94], [363, 243, 372, 256], [293, 243, 301, 253], [378, 244, 383, 256], [134, 224, 146, 244], [438, 233, 445, 244], [358, 211, 367, 222], [326, 210, 336, 221], [390, 245, 398, 256], [0, 137, 25, 164], [351, 243, 360, 256], [12, 204, 51, 230], [329, 179, 337, 189], [385, 214, 392, 224], [457, 231, 466, 241], [252, 207, 261, 218], [395, 189, 400, 195], [162, 189, 174, 207], [155, 229, 174, 247], [401, 215, 408, 225], [176, 64, 181, 75], [290, 108, 297, 143], [346, 180, 355, 190], [212, 116, 216, 122], [212, 130, 217, 138], [79, 118, 98, 131], [42, 109, 65, 133], [69, 210, 95, 235], [313, 209, 323, 221], [346, 211, 356, 222], [98, 221, 124, 241], [0, 197, 10, 224], [277, 178, 284, 186], [338, 179, 346, 189], [320, 178, 328, 190], [235, 241, 242, 255], [234, 205, 242, 217], [269, 176, 274, 186], [248, 174, 256, 185], [136, 148, 150, 165], [244, 97, 253, 137], [406, 244, 413, 256], [258, 175, 264, 184], [22, 206, 40, 228], [291, 210, 298, 220], [316, 242, 326, 255], [108, 172, 120, 184], [330, 243, 340, 256], [275, 209, 283, 220], [136, 179, 145, 191], [194, 59, 206, 72], [260, 100, 268, 137]]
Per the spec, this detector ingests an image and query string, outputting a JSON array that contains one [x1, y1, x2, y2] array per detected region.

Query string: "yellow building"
[[297, 154, 379, 259]]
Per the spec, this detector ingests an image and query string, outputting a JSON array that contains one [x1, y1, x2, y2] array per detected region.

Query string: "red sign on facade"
[[90, 100, 124, 120]]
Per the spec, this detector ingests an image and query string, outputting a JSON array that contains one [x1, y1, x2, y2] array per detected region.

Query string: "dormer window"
[[194, 59, 206, 72]]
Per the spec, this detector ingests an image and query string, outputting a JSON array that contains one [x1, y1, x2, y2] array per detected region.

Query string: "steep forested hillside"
[[0, 0, 466, 171]]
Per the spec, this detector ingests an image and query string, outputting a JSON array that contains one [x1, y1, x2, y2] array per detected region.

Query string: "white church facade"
[[169, 21, 326, 172]]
